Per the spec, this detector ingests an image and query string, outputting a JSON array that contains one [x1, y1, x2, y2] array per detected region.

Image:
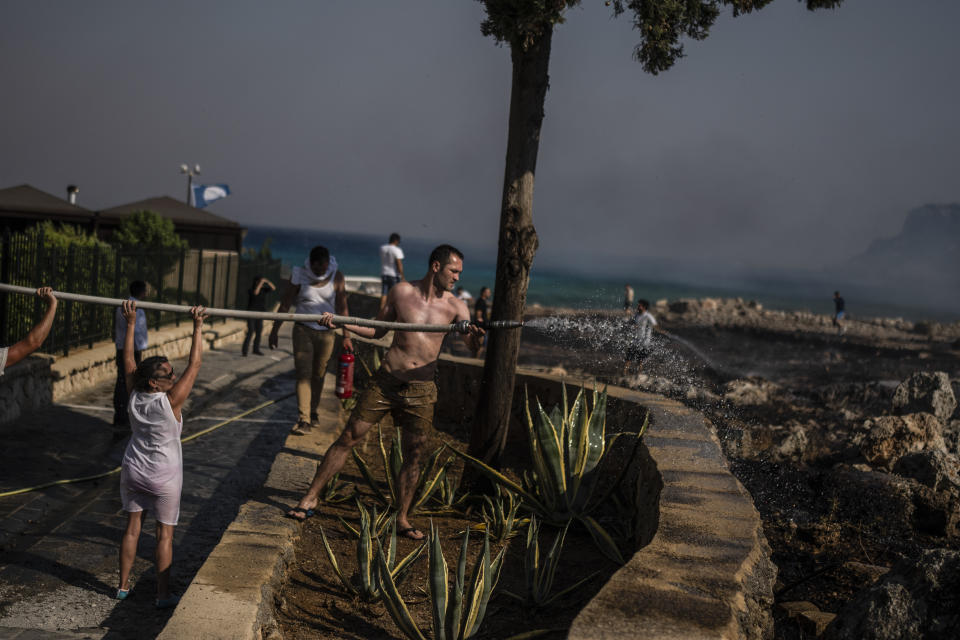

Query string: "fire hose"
[[0, 283, 523, 332]]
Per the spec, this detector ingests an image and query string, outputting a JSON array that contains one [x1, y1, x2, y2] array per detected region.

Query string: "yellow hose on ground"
[[0, 392, 294, 499]]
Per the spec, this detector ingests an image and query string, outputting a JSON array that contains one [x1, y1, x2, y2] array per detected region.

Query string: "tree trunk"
[[468, 27, 553, 466]]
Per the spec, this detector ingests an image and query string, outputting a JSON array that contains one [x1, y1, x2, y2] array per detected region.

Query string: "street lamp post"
[[180, 163, 201, 205]]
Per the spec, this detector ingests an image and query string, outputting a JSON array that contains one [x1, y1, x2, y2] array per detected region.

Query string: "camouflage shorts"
[[350, 369, 438, 437]]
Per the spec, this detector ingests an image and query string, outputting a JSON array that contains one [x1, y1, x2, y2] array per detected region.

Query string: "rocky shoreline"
[[512, 298, 960, 639]]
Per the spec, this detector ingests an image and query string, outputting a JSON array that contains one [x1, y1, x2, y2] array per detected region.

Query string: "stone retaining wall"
[[0, 355, 53, 425], [436, 356, 775, 640]]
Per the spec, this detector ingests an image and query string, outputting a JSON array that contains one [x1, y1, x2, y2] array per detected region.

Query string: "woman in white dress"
[[116, 301, 206, 608]]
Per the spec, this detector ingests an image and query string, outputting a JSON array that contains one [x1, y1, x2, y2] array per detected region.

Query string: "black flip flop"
[[285, 507, 315, 522], [398, 527, 425, 541]]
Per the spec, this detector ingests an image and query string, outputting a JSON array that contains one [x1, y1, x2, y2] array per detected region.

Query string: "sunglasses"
[[152, 369, 176, 381]]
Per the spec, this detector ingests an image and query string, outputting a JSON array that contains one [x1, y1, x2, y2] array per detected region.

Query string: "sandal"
[[116, 588, 131, 600], [398, 527, 425, 541], [285, 507, 315, 522]]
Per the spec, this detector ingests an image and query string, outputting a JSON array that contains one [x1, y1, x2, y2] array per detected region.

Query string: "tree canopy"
[[111, 210, 188, 254]]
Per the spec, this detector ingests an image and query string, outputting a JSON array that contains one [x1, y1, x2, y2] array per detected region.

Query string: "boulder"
[[892, 372, 957, 422], [852, 413, 946, 470], [893, 450, 960, 492], [723, 378, 781, 406], [943, 420, 960, 455], [823, 549, 960, 640]]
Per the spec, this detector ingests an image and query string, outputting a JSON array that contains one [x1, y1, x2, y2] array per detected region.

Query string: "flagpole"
[[180, 163, 201, 205]]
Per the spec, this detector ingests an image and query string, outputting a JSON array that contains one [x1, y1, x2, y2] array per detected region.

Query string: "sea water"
[[243, 225, 956, 322]]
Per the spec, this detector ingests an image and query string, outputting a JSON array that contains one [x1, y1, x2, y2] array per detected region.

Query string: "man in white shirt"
[[0, 287, 58, 377], [114, 281, 149, 428], [624, 299, 659, 374], [379, 233, 404, 311]]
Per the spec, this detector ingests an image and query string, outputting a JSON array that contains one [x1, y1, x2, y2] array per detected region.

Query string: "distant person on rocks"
[[379, 233, 405, 311], [114, 281, 148, 429], [284, 244, 483, 541], [623, 299, 659, 374], [472, 286, 491, 357], [242, 275, 275, 356], [0, 287, 58, 376], [269, 246, 353, 436], [116, 300, 207, 609], [623, 284, 635, 313], [833, 291, 846, 336]]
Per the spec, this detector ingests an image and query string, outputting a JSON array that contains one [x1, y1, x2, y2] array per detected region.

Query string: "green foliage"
[[321, 472, 356, 504], [20, 221, 110, 250], [352, 427, 453, 513], [111, 210, 187, 253], [504, 516, 599, 609], [243, 236, 273, 260], [475, 486, 525, 543], [377, 523, 504, 640], [450, 386, 648, 563], [319, 502, 426, 602], [481, 1, 843, 73]]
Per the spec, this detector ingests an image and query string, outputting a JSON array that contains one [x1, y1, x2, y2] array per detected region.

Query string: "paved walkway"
[[0, 334, 304, 639]]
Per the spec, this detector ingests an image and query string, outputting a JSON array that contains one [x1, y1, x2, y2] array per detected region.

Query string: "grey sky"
[[2, 0, 957, 274]]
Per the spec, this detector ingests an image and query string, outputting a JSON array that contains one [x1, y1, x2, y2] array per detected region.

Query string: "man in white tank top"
[[0, 287, 58, 377], [269, 246, 353, 435]]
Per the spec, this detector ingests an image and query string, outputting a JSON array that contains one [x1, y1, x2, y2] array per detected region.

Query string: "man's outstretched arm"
[[6, 287, 58, 367]]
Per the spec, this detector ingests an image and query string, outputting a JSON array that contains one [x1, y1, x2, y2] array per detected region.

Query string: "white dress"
[[120, 391, 183, 525]]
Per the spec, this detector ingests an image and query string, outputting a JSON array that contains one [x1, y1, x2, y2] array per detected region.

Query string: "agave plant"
[[505, 515, 599, 609], [352, 426, 452, 513], [320, 471, 355, 504], [319, 501, 425, 601], [472, 486, 525, 543], [450, 386, 648, 563], [378, 523, 504, 640], [432, 468, 468, 512]]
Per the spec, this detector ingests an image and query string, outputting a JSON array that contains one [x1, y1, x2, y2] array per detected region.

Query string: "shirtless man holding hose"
[[285, 244, 482, 540]]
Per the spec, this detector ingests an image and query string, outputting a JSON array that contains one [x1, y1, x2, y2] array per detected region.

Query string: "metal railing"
[[0, 227, 282, 355]]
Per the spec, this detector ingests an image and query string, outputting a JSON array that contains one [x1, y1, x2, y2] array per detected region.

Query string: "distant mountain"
[[844, 204, 960, 298]]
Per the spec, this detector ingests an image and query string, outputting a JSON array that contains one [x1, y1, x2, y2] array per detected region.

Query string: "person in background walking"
[[623, 299, 659, 375], [116, 301, 207, 609], [379, 233, 404, 311], [833, 291, 846, 336], [269, 246, 353, 435], [472, 286, 491, 357], [114, 281, 148, 429], [242, 275, 275, 356], [623, 284, 635, 313], [0, 287, 58, 376]]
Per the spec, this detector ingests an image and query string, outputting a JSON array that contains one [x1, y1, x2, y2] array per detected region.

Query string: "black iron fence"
[[0, 227, 282, 356]]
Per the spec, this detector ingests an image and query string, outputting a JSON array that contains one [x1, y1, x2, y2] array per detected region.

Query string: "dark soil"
[[275, 422, 624, 640]]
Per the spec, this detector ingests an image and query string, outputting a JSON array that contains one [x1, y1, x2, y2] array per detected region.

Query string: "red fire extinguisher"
[[335, 352, 355, 399]]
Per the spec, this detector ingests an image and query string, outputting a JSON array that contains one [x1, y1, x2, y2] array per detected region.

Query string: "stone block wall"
[[0, 355, 53, 425]]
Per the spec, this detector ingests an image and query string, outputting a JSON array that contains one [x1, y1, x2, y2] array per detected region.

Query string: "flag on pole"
[[191, 184, 231, 208]]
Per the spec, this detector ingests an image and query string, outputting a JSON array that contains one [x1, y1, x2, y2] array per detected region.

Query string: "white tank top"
[[296, 277, 336, 330], [123, 391, 183, 489]]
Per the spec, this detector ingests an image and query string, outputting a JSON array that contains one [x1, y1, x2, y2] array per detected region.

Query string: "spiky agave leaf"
[[534, 398, 567, 511], [376, 542, 427, 640], [447, 527, 469, 639], [356, 502, 377, 598], [413, 451, 453, 512], [577, 514, 624, 565], [428, 521, 449, 640], [318, 525, 357, 595], [461, 528, 497, 639], [352, 447, 389, 505], [446, 447, 549, 516]]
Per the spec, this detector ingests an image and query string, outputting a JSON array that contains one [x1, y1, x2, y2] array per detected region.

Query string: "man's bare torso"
[[381, 280, 467, 382]]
